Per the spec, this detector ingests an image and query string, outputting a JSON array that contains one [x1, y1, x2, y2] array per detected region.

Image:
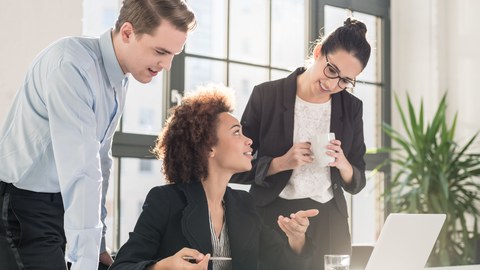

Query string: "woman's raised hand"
[[277, 209, 319, 254]]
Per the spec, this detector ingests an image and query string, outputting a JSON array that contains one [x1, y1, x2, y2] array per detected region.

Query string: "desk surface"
[[426, 265, 480, 270]]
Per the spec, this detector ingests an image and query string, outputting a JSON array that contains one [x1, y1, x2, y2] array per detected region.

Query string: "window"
[[139, 159, 153, 173], [315, 0, 390, 244], [179, 0, 306, 119], [119, 158, 164, 245]]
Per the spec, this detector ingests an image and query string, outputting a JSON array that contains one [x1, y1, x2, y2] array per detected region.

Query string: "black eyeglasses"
[[324, 55, 356, 90]]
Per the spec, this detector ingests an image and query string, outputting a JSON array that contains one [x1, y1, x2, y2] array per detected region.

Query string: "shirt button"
[[333, 183, 338, 189]]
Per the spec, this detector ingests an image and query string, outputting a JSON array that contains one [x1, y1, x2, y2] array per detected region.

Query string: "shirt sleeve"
[[99, 139, 114, 253], [45, 61, 103, 270]]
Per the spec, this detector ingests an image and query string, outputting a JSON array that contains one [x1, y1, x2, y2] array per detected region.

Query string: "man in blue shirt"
[[0, 0, 196, 269]]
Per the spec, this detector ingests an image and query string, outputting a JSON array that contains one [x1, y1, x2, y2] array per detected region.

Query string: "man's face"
[[119, 21, 188, 84]]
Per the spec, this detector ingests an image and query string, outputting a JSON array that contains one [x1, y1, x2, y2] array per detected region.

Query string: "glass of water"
[[324, 254, 350, 270]]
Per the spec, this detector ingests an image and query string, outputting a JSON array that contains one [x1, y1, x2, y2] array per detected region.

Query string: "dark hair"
[[153, 85, 234, 184], [317, 17, 371, 69], [114, 0, 196, 35]]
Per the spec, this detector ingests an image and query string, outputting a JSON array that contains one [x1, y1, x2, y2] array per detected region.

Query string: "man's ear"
[[209, 148, 215, 158], [119, 22, 134, 43]]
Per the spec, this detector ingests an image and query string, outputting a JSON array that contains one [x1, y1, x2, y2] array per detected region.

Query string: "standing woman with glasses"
[[231, 17, 371, 270]]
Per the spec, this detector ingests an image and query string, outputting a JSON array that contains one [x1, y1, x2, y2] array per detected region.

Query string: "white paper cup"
[[310, 132, 335, 167]]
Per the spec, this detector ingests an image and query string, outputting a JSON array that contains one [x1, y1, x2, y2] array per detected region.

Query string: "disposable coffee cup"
[[310, 132, 335, 167]]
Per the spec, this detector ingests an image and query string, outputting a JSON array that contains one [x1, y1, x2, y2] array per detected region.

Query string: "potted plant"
[[379, 93, 480, 266]]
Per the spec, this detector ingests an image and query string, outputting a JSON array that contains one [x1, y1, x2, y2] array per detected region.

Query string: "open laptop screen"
[[362, 213, 446, 270]]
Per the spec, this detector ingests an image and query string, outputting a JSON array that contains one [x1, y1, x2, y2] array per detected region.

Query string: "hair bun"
[[344, 17, 353, 26], [344, 17, 367, 36]]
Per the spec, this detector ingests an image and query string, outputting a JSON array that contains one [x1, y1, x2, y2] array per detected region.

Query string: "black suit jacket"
[[231, 67, 366, 217], [109, 182, 312, 270]]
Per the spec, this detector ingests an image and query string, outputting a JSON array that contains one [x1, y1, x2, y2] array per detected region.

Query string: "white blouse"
[[279, 95, 334, 203]]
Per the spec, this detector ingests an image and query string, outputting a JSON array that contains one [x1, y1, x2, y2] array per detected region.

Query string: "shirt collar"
[[99, 29, 127, 90]]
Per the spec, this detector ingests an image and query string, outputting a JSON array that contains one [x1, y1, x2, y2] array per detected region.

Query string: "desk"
[[426, 265, 480, 270]]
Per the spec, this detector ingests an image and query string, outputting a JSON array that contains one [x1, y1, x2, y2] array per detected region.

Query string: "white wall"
[[445, 1, 480, 143], [391, 0, 480, 146], [391, 0, 480, 233], [0, 0, 82, 122]]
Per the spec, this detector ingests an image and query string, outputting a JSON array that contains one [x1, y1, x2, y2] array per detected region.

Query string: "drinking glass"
[[324, 254, 350, 270]]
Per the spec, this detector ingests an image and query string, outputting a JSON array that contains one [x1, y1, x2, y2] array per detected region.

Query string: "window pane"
[[229, 0, 269, 65], [271, 0, 305, 69], [228, 63, 269, 119], [353, 11, 381, 83], [186, 0, 227, 58], [324, 5, 349, 34], [185, 57, 227, 92], [352, 83, 382, 149], [82, 0, 119, 36], [122, 76, 165, 135], [119, 158, 164, 246], [271, 69, 291, 81], [351, 171, 384, 244]]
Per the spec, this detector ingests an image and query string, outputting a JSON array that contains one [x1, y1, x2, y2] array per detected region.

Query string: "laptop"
[[352, 213, 446, 270]]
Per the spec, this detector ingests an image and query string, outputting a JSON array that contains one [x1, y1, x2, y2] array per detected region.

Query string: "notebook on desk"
[[352, 213, 446, 270]]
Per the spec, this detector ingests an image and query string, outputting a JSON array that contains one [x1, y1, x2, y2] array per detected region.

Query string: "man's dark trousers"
[[0, 181, 66, 270]]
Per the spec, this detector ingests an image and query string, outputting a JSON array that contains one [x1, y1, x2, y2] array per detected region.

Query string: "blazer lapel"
[[282, 68, 304, 143], [180, 182, 213, 254], [330, 92, 344, 141]]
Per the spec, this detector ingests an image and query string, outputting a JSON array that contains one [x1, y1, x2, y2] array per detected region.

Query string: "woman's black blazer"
[[231, 67, 367, 217], [109, 182, 312, 270]]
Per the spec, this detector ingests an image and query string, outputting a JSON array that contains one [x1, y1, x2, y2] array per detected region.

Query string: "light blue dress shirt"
[[0, 30, 127, 270]]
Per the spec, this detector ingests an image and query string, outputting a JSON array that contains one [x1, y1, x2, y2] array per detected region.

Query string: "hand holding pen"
[[147, 247, 210, 270], [182, 256, 232, 263]]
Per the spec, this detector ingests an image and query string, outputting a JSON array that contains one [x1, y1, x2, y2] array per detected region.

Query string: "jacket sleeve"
[[46, 62, 103, 270], [109, 187, 170, 270], [342, 98, 366, 194]]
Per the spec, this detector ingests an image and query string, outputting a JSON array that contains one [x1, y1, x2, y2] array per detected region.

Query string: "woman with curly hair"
[[110, 84, 319, 270]]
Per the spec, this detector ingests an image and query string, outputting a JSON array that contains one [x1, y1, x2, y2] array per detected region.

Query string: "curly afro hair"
[[152, 84, 234, 183]]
